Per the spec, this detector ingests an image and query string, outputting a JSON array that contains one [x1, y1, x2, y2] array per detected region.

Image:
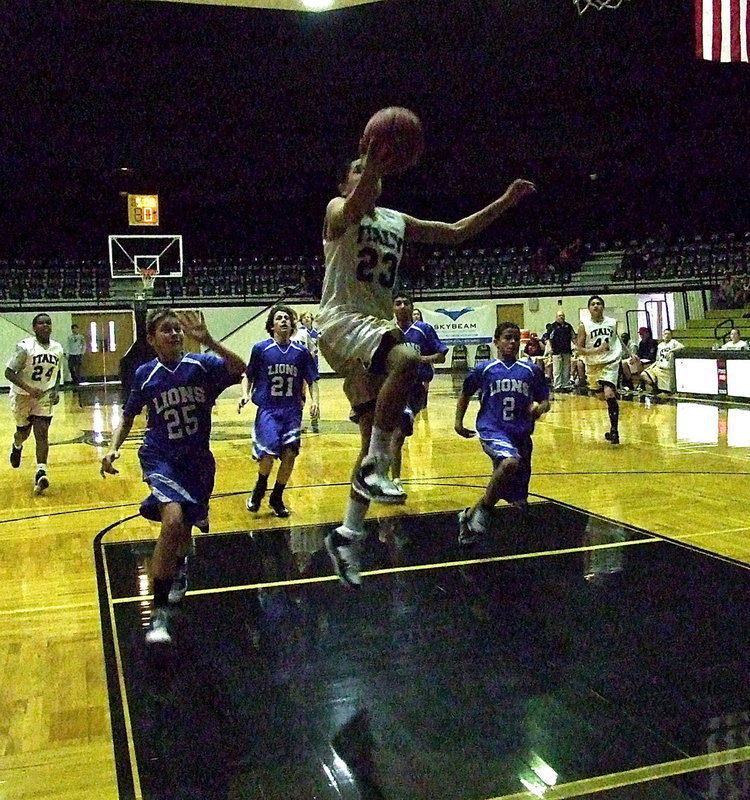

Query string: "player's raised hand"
[[237, 396, 250, 414], [454, 423, 476, 439], [502, 179, 536, 207], [100, 450, 120, 478], [176, 310, 211, 345]]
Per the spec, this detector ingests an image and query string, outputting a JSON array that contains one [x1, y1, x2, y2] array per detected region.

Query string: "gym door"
[[72, 312, 135, 382]]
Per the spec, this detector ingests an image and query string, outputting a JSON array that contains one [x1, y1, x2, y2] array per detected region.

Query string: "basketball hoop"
[[573, 0, 629, 14], [138, 267, 157, 293]]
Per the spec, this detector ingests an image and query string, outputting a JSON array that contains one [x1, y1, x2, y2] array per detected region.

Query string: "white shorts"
[[643, 363, 672, 391], [10, 392, 56, 427], [318, 310, 403, 413], [586, 360, 620, 390]]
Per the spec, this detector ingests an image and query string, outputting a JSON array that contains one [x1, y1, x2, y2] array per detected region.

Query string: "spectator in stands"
[[716, 272, 740, 310], [559, 237, 584, 277], [719, 328, 749, 350], [545, 310, 576, 392], [523, 332, 545, 368], [638, 329, 684, 394], [412, 308, 424, 322]]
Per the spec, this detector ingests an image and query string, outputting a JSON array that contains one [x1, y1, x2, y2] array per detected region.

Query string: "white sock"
[[37, 463, 47, 472], [342, 495, 369, 534], [367, 426, 390, 461]]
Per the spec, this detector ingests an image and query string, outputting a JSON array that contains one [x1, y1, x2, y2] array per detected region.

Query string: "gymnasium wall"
[[0, 290, 693, 390]]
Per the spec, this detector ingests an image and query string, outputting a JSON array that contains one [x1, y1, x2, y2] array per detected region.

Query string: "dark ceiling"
[[2, 0, 748, 257]]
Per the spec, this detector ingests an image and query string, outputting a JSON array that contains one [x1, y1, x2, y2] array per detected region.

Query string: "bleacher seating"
[[4, 232, 746, 307], [611, 232, 750, 286]]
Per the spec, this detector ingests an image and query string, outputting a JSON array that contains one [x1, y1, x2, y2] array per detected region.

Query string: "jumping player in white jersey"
[[100, 309, 245, 645], [455, 322, 549, 544], [319, 140, 535, 587], [577, 295, 623, 445], [5, 312, 64, 494]]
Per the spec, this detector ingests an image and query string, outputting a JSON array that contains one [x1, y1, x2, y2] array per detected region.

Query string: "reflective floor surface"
[[97, 501, 750, 800]]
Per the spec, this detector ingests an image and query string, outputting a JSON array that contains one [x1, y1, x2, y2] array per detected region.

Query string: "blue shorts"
[[253, 405, 303, 460], [138, 445, 215, 526], [480, 435, 533, 503]]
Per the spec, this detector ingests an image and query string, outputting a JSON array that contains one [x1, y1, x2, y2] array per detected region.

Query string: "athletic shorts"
[[138, 445, 215, 526], [318, 310, 404, 418], [252, 405, 303, 460], [586, 360, 620, 390], [642, 364, 672, 391], [10, 392, 56, 427], [480, 434, 533, 504]]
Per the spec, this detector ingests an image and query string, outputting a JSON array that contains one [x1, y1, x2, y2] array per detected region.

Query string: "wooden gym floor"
[[2, 373, 750, 800]]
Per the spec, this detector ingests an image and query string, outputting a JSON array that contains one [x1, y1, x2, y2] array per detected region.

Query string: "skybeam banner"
[[419, 304, 495, 346]]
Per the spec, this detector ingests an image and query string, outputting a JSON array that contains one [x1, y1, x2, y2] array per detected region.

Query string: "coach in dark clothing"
[[546, 310, 576, 391]]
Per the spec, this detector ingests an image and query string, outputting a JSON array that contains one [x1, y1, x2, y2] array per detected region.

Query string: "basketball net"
[[573, 0, 629, 14], [138, 267, 157, 294]]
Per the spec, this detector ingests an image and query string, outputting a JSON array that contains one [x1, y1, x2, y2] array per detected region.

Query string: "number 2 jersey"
[[462, 358, 549, 443], [7, 336, 64, 396], [245, 339, 318, 407], [123, 353, 239, 456], [319, 206, 406, 321]]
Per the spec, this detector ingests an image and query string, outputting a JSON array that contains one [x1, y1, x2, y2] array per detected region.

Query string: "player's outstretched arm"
[[101, 415, 135, 477], [326, 140, 392, 239], [454, 394, 476, 438], [403, 179, 536, 245], [177, 310, 246, 377]]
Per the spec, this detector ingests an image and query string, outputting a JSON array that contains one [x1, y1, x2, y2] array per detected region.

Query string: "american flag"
[[695, 0, 749, 62]]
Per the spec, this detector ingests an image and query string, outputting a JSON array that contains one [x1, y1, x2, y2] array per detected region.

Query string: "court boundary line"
[[481, 743, 750, 800], [109, 537, 660, 604], [531, 492, 750, 572], [94, 516, 143, 800]]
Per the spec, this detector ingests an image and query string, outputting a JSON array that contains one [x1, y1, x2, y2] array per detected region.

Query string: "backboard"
[[108, 234, 183, 279]]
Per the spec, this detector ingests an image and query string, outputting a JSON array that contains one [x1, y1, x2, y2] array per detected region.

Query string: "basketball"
[[359, 106, 424, 174]]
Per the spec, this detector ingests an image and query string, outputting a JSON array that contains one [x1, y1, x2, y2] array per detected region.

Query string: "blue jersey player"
[[455, 321, 550, 545], [390, 293, 448, 488], [100, 309, 245, 645], [239, 305, 319, 518]]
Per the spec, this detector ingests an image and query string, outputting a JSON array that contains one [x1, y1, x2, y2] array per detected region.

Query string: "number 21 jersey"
[[320, 207, 406, 321], [245, 339, 318, 408]]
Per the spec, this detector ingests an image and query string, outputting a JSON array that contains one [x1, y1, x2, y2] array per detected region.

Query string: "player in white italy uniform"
[[319, 140, 535, 588], [577, 295, 623, 445], [639, 329, 684, 393], [5, 313, 64, 494]]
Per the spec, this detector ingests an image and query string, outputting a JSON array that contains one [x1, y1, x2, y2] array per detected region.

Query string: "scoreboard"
[[127, 194, 159, 226]]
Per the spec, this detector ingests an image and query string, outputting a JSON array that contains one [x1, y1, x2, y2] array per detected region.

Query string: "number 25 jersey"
[[320, 207, 406, 321], [123, 353, 239, 456]]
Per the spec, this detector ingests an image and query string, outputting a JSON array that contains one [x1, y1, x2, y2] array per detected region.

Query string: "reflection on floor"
[[98, 501, 750, 800]]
